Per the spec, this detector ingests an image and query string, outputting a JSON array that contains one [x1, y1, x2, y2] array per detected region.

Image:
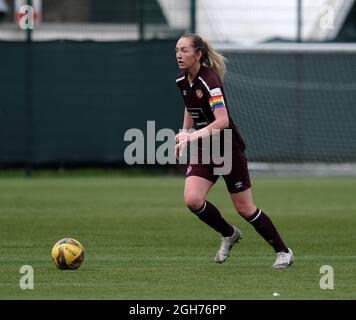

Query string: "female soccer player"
[[175, 33, 293, 268]]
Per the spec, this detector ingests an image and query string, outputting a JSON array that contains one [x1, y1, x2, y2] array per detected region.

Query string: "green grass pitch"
[[0, 173, 355, 299]]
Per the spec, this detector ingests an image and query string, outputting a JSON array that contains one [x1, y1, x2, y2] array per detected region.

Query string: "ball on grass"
[[51, 238, 84, 270]]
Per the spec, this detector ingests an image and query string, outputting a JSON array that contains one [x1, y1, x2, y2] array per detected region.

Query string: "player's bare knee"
[[235, 203, 256, 219], [184, 193, 205, 212]]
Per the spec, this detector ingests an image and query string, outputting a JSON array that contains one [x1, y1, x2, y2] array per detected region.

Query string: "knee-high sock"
[[247, 208, 288, 253], [190, 201, 234, 237]]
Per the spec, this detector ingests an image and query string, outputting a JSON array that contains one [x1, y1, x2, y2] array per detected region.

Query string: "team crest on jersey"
[[196, 89, 203, 99]]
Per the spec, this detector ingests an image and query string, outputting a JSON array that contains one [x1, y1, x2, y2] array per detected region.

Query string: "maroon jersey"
[[176, 65, 245, 151]]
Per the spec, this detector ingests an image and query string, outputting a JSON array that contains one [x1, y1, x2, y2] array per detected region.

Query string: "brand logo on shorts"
[[186, 165, 192, 175], [235, 181, 243, 189], [196, 89, 203, 99]]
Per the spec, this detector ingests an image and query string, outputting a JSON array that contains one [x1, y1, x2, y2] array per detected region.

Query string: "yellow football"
[[51, 238, 84, 270]]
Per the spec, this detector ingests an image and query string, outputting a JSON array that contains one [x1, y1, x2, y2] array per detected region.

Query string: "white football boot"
[[272, 248, 294, 268], [214, 226, 243, 263]]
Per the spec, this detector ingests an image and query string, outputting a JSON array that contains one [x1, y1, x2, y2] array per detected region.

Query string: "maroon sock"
[[247, 208, 288, 253], [190, 201, 234, 237]]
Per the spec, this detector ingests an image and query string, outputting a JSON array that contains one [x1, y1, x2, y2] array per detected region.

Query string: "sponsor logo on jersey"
[[210, 87, 222, 97]]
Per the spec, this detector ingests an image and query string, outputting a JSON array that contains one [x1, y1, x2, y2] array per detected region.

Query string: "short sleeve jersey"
[[176, 65, 246, 151]]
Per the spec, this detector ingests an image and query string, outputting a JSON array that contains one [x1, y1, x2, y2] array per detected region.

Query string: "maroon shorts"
[[185, 149, 251, 193]]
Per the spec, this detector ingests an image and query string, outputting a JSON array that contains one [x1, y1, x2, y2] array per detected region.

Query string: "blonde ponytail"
[[180, 33, 228, 81], [202, 40, 227, 82]]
